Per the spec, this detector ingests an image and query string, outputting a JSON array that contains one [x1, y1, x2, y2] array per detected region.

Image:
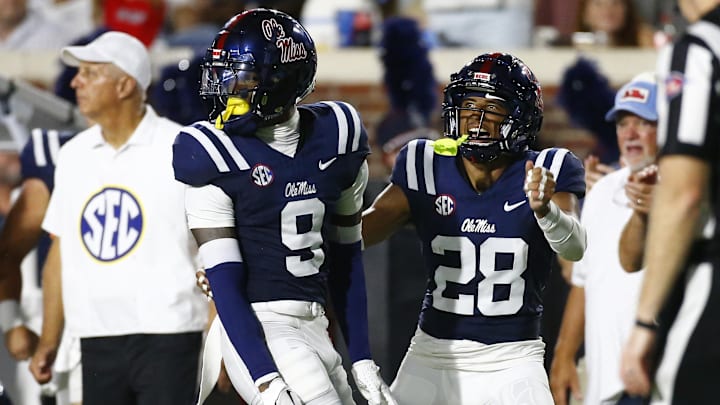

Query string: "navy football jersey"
[[19, 128, 76, 281], [20, 128, 76, 192], [391, 140, 585, 344], [173, 102, 370, 305]]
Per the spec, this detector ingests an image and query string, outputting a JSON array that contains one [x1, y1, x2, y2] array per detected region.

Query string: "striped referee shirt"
[[656, 6, 720, 249], [656, 6, 720, 158]]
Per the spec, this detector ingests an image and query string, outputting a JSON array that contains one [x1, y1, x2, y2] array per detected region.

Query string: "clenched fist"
[[524, 160, 556, 217]]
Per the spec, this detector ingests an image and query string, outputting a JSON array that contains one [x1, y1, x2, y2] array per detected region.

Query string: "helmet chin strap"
[[215, 97, 250, 129]]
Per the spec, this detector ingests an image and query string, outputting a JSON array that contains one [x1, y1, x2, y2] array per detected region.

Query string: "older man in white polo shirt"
[[28, 31, 208, 405], [550, 73, 659, 405]]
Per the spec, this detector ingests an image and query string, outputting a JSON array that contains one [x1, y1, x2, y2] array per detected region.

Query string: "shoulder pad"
[[172, 121, 251, 186], [390, 139, 437, 195], [20, 128, 75, 192], [310, 101, 370, 157], [532, 148, 586, 198]]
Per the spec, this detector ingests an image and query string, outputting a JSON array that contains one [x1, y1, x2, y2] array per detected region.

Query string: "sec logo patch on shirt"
[[80, 187, 143, 262], [434, 194, 456, 216], [252, 163, 274, 187]]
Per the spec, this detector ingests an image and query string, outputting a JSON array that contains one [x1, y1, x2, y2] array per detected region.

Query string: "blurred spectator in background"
[[0, 0, 75, 50], [101, 0, 166, 47], [162, 0, 220, 55], [375, 16, 439, 174], [421, 0, 534, 47], [301, 0, 380, 49], [556, 0, 659, 186], [33, 0, 95, 46], [574, 0, 654, 47], [150, 54, 207, 126], [249, 0, 306, 19], [557, 57, 619, 191], [54, 0, 167, 104], [161, 1, 307, 54]]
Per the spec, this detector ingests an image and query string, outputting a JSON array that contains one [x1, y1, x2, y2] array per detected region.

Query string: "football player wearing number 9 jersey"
[[363, 53, 587, 405], [172, 8, 394, 405]]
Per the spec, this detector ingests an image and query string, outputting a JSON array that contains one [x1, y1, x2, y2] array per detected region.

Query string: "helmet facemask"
[[200, 50, 260, 123], [441, 53, 543, 164], [444, 87, 515, 163]]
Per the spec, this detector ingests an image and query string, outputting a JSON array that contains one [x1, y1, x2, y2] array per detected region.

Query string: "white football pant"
[[390, 329, 553, 405], [208, 301, 355, 405]]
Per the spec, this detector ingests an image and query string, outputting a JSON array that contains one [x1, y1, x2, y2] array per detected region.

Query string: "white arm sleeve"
[[185, 184, 235, 229], [199, 238, 243, 268], [336, 161, 369, 215], [328, 161, 368, 244], [535, 201, 587, 262]]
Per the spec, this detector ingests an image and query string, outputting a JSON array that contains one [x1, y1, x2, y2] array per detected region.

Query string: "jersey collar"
[[89, 105, 158, 149]]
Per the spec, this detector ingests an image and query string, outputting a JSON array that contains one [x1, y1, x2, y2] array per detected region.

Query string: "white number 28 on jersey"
[[431, 236, 528, 316]]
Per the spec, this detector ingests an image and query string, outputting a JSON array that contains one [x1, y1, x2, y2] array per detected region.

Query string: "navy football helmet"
[[200, 8, 317, 125], [442, 52, 543, 163]]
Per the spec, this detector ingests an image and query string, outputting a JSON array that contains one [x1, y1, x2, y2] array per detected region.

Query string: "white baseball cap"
[[61, 31, 152, 91]]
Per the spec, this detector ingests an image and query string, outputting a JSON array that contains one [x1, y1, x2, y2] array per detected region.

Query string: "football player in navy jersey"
[[0, 128, 78, 404], [362, 53, 587, 404], [172, 8, 394, 405]]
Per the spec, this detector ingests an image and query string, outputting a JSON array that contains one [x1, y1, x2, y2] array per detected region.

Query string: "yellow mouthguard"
[[433, 135, 469, 156], [215, 97, 250, 129]]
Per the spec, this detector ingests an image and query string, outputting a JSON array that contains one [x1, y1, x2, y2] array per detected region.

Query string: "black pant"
[[660, 261, 720, 405], [81, 332, 202, 405]]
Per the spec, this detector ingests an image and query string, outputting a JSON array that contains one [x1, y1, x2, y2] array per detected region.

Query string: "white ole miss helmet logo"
[[261, 18, 307, 63], [80, 187, 143, 261]]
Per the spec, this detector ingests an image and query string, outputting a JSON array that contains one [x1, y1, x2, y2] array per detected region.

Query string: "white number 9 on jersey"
[[281, 198, 326, 277], [431, 236, 528, 316]]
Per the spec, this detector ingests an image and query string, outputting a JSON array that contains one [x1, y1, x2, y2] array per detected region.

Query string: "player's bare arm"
[[191, 227, 236, 246], [362, 184, 411, 247], [0, 178, 50, 359], [29, 236, 64, 384]]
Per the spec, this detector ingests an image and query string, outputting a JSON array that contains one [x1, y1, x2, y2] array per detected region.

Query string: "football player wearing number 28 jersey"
[[172, 8, 394, 405], [363, 53, 587, 405]]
